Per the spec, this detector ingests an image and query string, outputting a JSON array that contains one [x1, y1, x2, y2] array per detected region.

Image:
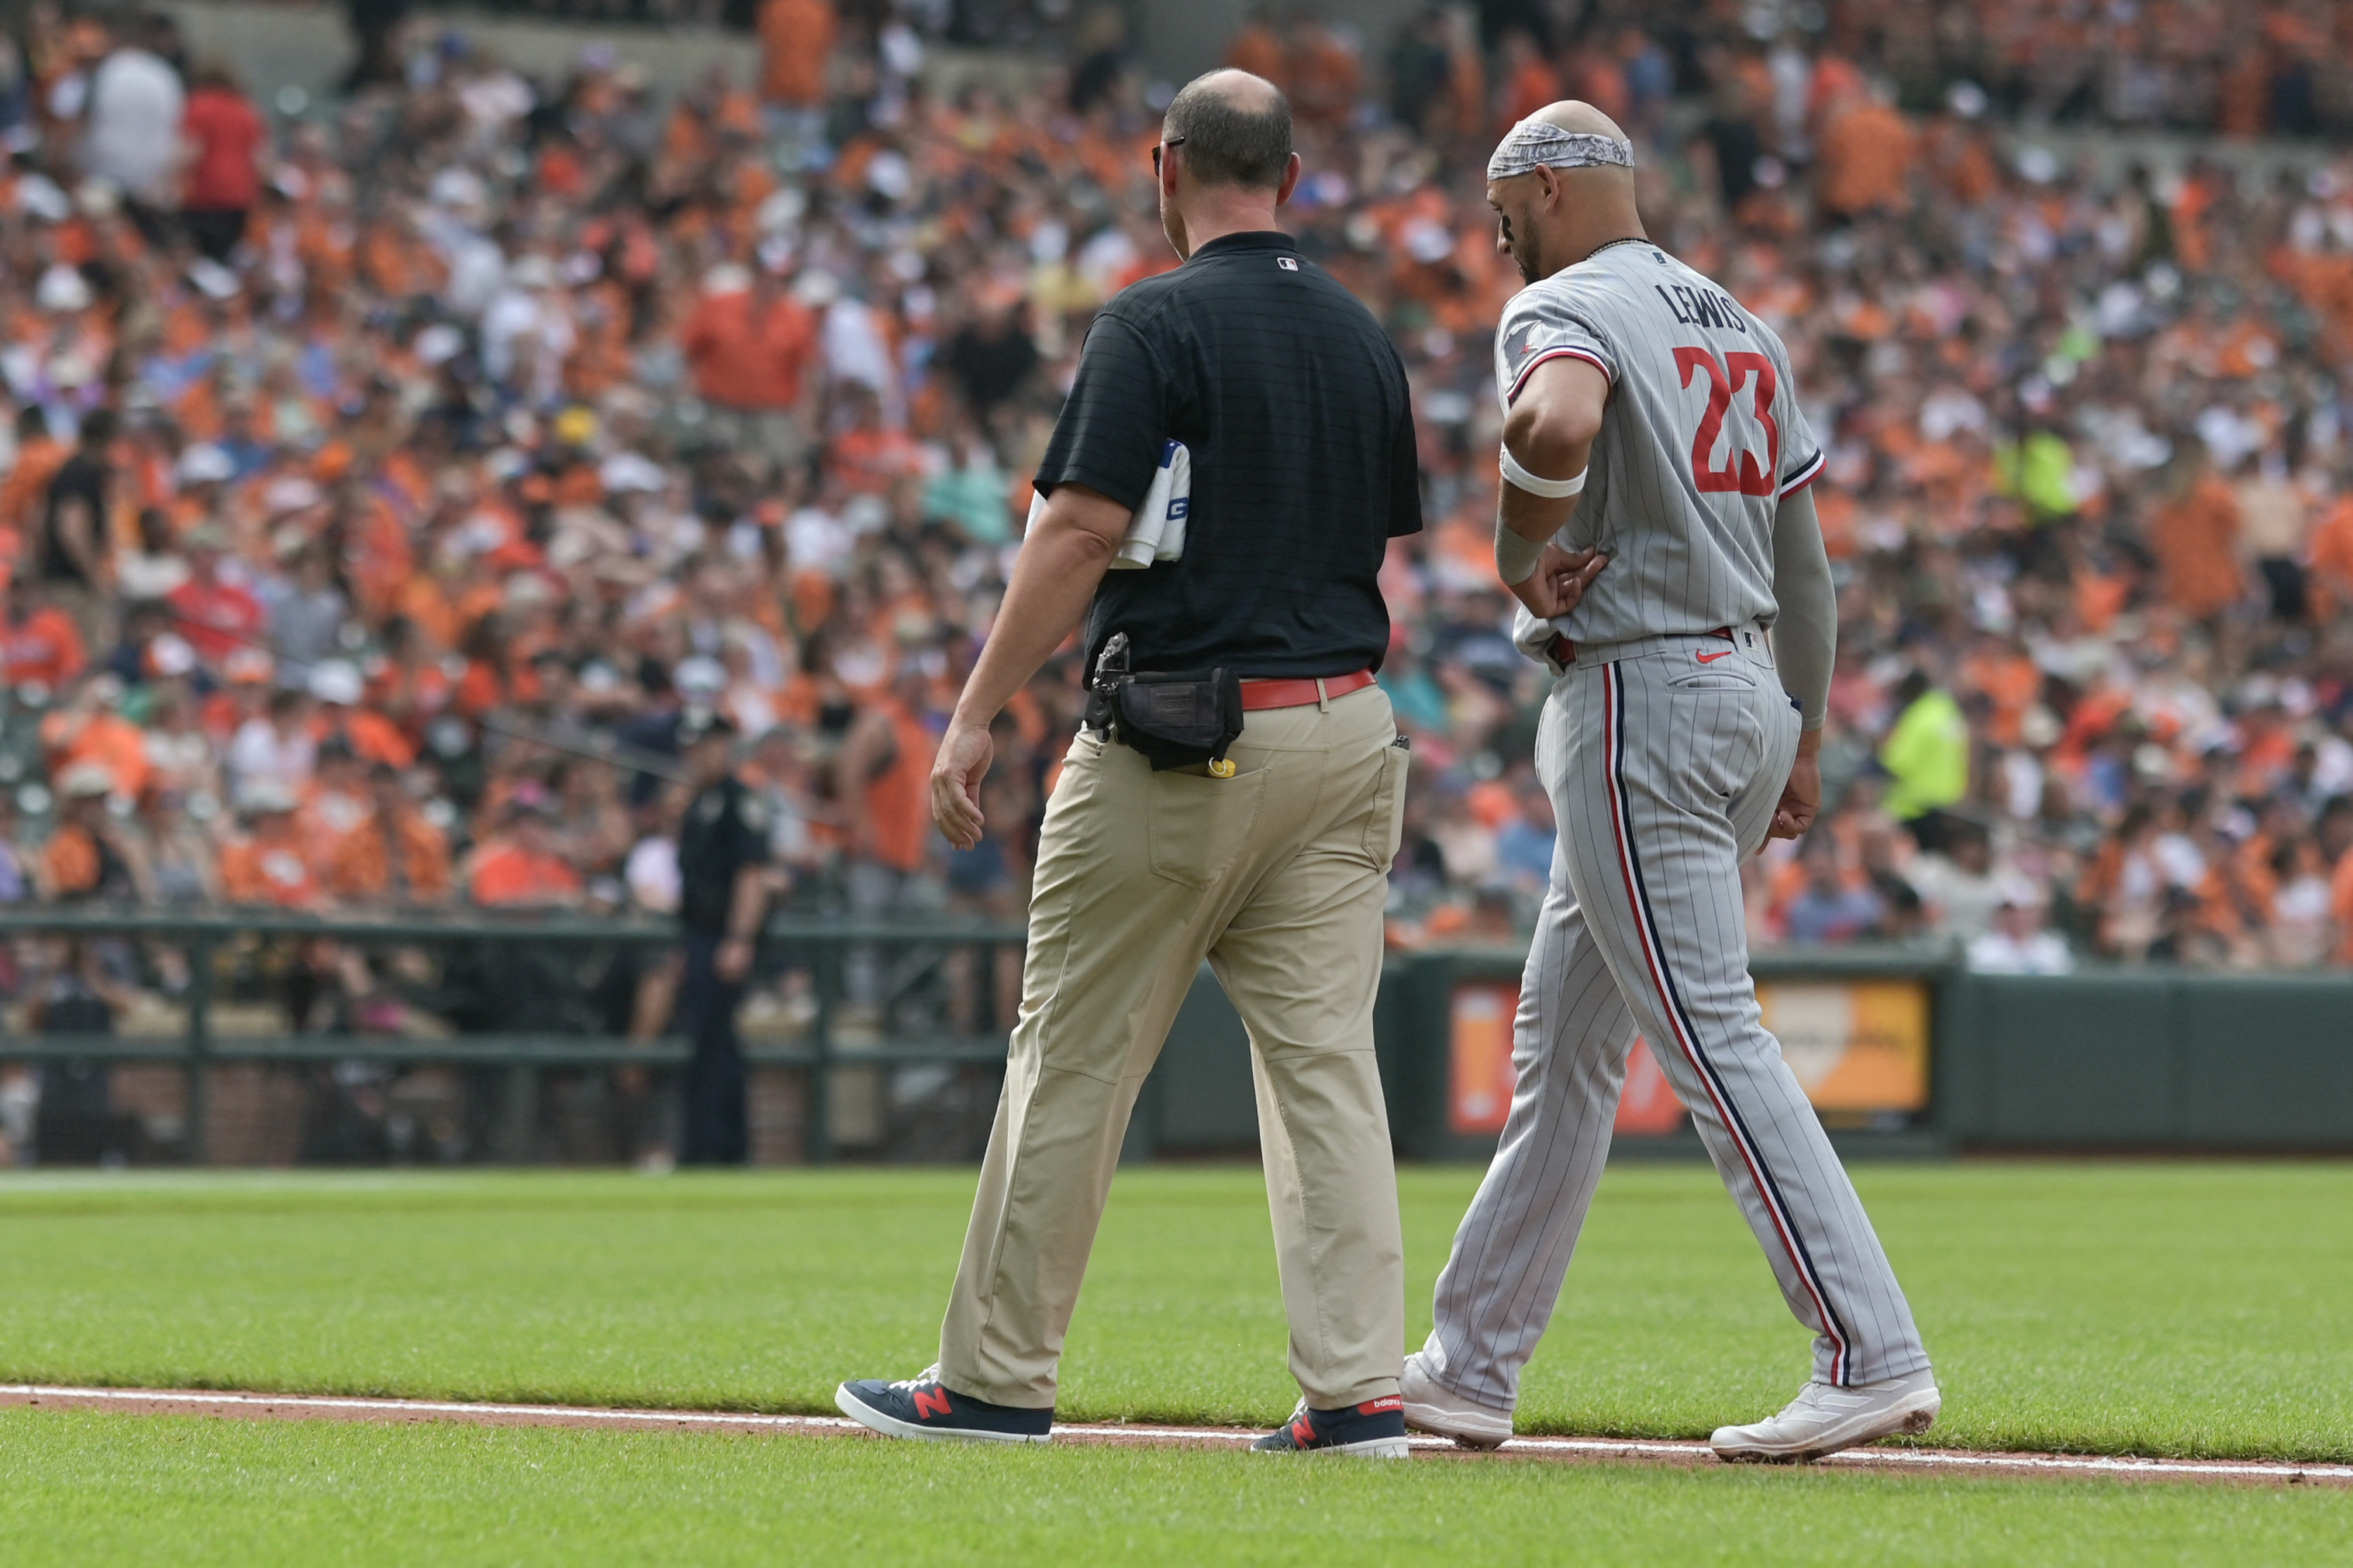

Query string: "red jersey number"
[[1674, 346, 1781, 497]]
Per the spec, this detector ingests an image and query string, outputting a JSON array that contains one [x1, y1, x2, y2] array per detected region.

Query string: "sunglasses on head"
[[1151, 136, 1185, 174]]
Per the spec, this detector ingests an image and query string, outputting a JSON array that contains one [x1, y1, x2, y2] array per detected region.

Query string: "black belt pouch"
[[1085, 668, 1244, 771]]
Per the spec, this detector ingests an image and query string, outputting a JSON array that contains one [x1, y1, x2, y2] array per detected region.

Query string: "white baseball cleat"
[[1399, 1351, 1514, 1450], [1710, 1370, 1941, 1463]]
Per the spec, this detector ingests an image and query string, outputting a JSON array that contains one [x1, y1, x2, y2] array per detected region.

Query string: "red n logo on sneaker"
[[913, 1385, 954, 1420]]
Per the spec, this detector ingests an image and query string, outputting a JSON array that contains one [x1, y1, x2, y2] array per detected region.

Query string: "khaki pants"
[[938, 683, 1409, 1411]]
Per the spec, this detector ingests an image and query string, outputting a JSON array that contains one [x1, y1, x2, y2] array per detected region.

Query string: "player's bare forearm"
[[949, 483, 1126, 730], [1500, 357, 1609, 541]]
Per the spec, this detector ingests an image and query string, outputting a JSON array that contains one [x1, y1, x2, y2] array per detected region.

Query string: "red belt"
[[1239, 670, 1377, 711], [1544, 626, 1732, 667]]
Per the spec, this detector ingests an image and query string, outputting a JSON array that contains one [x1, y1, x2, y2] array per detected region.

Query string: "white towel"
[[1026, 439, 1190, 569]]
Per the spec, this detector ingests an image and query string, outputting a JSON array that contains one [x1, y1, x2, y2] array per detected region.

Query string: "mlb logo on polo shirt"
[[1277, 257, 1299, 271]]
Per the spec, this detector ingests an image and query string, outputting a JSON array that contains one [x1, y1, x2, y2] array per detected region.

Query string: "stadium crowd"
[[2, 0, 2353, 998]]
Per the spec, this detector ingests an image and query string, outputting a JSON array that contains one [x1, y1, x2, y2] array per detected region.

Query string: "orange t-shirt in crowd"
[[220, 830, 322, 907], [680, 288, 819, 412], [1224, 22, 1287, 84], [43, 710, 152, 800], [469, 840, 584, 907], [329, 809, 454, 903], [858, 701, 937, 875], [1497, 57, 1564, 136], [319, 710, 419, 770], [1817, 99, 1916, 217], [0, 606, 85, 687], [2149, 474, 2245, 620], [757, 0, 837, 106], [41, 822, 104, 897], [0, 434, 66, 531]]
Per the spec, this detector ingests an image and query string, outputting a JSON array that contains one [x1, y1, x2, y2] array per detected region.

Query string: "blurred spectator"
[[1967, 879, 2076, 974], [180, 62, 265, 264], [38, 763, 150, 902], [680, 264, 819, 482], [81, 13, 182, 243], [219, 784, 319, 907], [327, 763, 453, 905], [1, 581, 86, 691], [1492, 770, 1555, 896], [468, 797, 585, 908], [34, 410, 117, 656], [1784, 840, 1886, 944], [1908, 819, 2007, 943], [1879, 671, 1970, 853]]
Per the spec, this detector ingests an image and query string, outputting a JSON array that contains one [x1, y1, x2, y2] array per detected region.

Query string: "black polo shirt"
[[678, 775, 769, 936], [1035, 230, 1420, 679]]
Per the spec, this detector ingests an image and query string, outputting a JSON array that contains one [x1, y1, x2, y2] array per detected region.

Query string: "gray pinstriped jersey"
[[1496, 240, 1826, 645]]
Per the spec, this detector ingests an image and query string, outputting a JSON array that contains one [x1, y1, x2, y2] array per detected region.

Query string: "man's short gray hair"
[[1163, 73, 1293, 192]]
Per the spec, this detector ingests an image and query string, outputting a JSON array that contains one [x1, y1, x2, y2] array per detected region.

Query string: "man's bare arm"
[[1499, 356, 1611, 618], [930, 482, 1130, 849], [54, 497, 100, 579]]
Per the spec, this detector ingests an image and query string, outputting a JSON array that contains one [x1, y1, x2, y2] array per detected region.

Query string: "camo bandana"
[[1485, 122, 1635, 182]]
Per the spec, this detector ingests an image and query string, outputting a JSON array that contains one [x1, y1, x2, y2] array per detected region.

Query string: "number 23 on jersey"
[[1674, 346, 1780, 497]]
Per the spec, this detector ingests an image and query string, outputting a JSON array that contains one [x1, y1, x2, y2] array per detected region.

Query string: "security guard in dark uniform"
[[674, 709, 771, 1166]]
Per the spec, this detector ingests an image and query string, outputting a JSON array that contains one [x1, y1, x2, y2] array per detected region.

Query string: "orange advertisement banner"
[[1446, 981, 1685, 1138], [1758, 980, 1931, 1112], [1444, 977, 1931, 1137]]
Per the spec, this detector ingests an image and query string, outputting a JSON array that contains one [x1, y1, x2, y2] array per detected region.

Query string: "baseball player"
[[1398, 102, 1939, 1463]]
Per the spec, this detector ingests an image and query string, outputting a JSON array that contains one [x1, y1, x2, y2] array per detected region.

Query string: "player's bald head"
[[1484, 100, 1644, 284], [1532, 100, 1628, 141], [1164, 69, 1293, 191], [1489, 101, 1635, 195]]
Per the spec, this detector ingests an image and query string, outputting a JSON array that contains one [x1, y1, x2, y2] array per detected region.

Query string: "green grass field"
[[1, 1162, 2348, 1563]]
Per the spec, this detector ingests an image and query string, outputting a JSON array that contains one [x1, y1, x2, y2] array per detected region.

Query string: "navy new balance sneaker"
[[1251, 1395, 1411, 1458], [836, 1368, 1053, 1444]]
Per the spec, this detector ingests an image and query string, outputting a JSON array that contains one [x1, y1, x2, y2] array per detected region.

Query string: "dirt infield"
[[4, 1385, 2346, 1487]]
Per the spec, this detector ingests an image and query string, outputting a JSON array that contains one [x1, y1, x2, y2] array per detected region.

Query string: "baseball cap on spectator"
[[177, 444, 236, 486], [1995, 872, 2047, 909], [57, 761, 116, 801], [36, 262, 91, 313], [673, 656, 726, 701], [260, 477, 322, 517], [241, 779, 299, 815], [309, 660, 366, 707], [599, 451, 667, 493], [147, 633, 197, 680], [185, 257, 242, 301]]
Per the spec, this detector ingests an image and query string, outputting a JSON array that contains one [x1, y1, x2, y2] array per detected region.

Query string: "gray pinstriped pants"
[[1419, 627, 1930, 1411]]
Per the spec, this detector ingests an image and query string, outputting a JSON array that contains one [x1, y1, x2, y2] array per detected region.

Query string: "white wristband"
[[1499, 443, 1586, 499]]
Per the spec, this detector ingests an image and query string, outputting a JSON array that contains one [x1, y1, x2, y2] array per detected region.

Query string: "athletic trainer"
[[838, 69, 1423, 1457], [1398, 102, 1939, 1463]]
